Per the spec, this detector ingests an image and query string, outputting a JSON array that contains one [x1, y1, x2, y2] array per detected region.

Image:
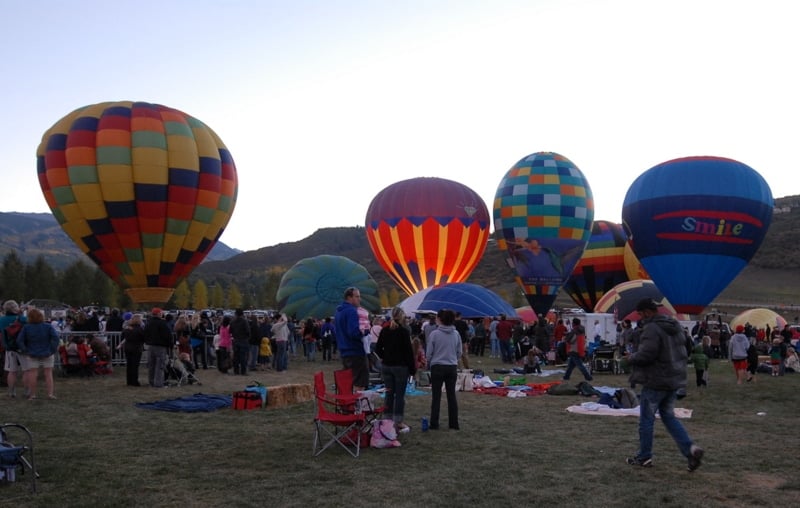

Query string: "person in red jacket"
[[496, 314, 514, 364], [562, 318, 593, 381]]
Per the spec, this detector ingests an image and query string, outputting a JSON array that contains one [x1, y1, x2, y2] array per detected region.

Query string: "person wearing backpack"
[[2, 300, 27, 398]]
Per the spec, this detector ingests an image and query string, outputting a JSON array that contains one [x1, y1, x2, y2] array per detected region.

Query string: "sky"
[[1, 0, 798, 253]]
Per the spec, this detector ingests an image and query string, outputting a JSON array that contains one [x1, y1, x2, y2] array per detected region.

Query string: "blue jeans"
[[275, 341, 288, 371], [147, 345, 168, 387], [490, 337, 500, 357], [382, 365, 409, 424], [563, 354, 592, 380], [249, 344, 259, 369], [637, 387, 694, 460], [500, 340, 513, 363]]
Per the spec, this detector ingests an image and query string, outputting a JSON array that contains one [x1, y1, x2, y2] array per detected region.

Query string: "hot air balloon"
[[594, 279, 680, 322], [365, 177, 490, 296], [730, 308, 787, 332], [622, 156, 773, 315], [276, 255, 381, 319], [493, 152, 594, 316], [37, 101, 237, 304], [563, 220, 628, 311], [623, 240, 650, 280], [397, 283, 517, 319]]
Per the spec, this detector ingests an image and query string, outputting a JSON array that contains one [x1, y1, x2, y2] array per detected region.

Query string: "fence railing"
[[54, 331, 214, 367]]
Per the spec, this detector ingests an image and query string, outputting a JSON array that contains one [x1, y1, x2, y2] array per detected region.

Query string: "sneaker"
[[626, 456, 653, 467], [397, 424, 411, 434], [687, 445, 704, 472]]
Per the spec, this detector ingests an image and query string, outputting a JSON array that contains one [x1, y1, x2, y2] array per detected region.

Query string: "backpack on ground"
[[615, 388, 638, 408], [3, 318, 22, 352], [576, 381, 602, 397]]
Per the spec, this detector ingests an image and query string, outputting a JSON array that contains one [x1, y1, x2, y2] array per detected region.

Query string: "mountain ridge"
[[1, 194, 797, 314]]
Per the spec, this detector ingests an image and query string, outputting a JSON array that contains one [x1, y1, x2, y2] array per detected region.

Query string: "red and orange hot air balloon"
[[37, 101, 238, 303], [365, 177, 490, 296]]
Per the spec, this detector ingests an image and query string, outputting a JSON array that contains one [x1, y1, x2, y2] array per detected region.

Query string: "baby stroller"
[[165, 350, 201, 387], [591, 344, 621, 375]]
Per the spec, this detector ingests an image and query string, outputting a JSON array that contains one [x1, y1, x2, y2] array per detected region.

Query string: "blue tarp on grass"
[[135, 393, 232, 412]]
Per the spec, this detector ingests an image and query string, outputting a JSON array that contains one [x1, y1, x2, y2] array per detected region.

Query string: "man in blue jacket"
[[334, 287, 368, 391]]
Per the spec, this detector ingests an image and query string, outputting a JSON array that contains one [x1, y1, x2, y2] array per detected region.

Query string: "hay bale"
[[267, 383, 313, 408]]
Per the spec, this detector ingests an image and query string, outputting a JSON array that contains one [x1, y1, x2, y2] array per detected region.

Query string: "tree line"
[[0, 251, 415, 312]]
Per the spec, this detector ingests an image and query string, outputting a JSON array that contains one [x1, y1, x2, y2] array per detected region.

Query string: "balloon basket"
[[125, 287, 175, 304]]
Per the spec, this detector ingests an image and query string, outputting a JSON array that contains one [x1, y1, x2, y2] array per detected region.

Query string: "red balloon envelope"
[[365, 177, 490, 296]]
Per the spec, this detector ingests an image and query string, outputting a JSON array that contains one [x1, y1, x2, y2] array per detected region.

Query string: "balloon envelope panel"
[[564, 220, 628, 311], [623, 240, 650, 280], [493, 152, 594, 316], [276, 255, 381, 319], [37, 101, 237, 302], [622, 156, 773, 314], [398, 283, 517, 319], [594, 279, 679, 322], [365, 177, 490, 296]]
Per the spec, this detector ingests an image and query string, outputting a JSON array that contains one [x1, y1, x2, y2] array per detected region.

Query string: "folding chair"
[[333, 368, 385, 427], [312, 372, 366, 457], [0, 423, 38, 493]]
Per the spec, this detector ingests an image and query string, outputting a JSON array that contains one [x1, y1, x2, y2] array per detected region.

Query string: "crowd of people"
[[4, 292, 798, 467]]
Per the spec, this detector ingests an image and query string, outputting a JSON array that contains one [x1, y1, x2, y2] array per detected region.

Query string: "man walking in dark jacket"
[[626, 298, 704, 471], [144, 308, 172, 388]]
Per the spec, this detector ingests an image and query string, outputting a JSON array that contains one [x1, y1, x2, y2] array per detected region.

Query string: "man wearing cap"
[[144, 308, 172, 388], [626, 298, 704, 471], [729, 324, 750, 384]]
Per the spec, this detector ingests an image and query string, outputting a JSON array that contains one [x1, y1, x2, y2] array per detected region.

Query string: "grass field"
[[2, 352, 799, 507]]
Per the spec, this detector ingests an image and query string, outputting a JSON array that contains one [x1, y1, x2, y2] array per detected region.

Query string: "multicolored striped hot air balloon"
[[493, 152, 594, 316], [365, 177, 490, 296], [563, 220, 629, 312], [37, 101, 238, 303], [623, 156, 773, 314]]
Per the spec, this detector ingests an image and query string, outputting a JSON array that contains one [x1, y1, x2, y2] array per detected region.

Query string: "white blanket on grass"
[[566, 402, 692, 418]]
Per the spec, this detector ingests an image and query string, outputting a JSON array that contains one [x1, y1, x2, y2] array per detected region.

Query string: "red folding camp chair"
[[333, 368, 384, 427], [312, 371, 367, 457]]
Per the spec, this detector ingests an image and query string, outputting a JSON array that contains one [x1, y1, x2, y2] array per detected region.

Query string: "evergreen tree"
[[25, 255, 57, 300], [89, 268, 114, 307], [57, 261, 94, 306], [263, 268, 283, 309], [0, 251, 26, 302]]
